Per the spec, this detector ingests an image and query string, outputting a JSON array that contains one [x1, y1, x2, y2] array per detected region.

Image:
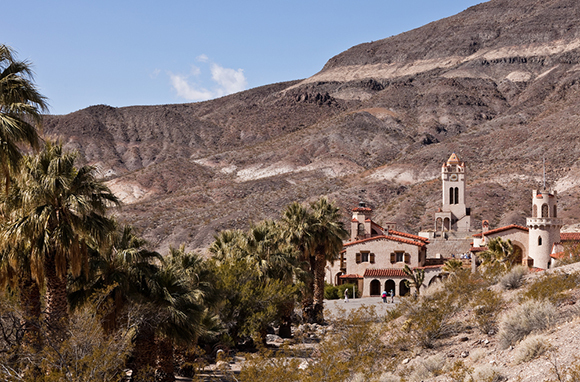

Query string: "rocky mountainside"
[[44, 0, 580, 253]]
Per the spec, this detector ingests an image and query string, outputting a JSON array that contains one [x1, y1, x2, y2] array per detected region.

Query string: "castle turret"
[[434, 153, 471, 233], [526, 189, 562, 269]]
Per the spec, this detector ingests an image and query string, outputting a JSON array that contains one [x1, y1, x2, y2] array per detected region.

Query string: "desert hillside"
[[43, 0, 580, 253]]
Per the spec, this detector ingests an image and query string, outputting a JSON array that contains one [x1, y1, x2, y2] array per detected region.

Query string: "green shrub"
[[498, 299, 555, 349], [338, 283, 360, 299], [500, 265, 527, 290], [522, 271, 580, 304], [324, 283, 339, 300]]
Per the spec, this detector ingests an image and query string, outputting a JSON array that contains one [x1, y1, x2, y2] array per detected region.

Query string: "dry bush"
[[407, 353, 446, 381], [500, 265, 528, 290], [240, 305, 393, 382], [471, 288, 504, 335], [498, 299, 555, 349], [513, 334, 550, 364], [522, 271, 580, 304], [470, 364, 504, 382]]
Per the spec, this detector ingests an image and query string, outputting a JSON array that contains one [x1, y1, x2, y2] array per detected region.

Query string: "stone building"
[[326, 202, 443, 297]]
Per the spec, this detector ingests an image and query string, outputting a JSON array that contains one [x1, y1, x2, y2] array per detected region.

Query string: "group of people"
[[381, 290, 395, 303]]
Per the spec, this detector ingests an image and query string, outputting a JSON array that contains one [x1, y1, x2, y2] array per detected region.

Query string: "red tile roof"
[[561, 232, 580, 241], [551, 252, 565, 259], [472, 224, 529, 238], [343, 235, 426, 248], [371, 221, 384, 231], [364, 269, 407, 278], [339, 274, 363, 279], [389, 229, 430, 243], [352, 207, 372, 212], [351, 218, 358, 222]]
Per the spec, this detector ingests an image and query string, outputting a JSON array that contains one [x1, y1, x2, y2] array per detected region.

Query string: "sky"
[[2, 0, 485, 115]]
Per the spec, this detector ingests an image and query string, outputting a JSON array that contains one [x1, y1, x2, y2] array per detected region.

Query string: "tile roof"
[[352, 207, 372, 212], [389, 229, 430, 243], [339, 274, 363, 279], [371, 221, 384, 231], [472, 224, 529, 238], [551, 252, 565, 259], [364, 269, 408, 278], [561, 232, 580, 241], [344, 235, 426, 248], [447, 152, 461, 165]]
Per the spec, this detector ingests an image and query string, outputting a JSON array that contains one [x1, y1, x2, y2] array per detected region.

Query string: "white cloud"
[[168, 72, 213, 101], [168, 56, 248, 102], [210, 64, 248, 97]]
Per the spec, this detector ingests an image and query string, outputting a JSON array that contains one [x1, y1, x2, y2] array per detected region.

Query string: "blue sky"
[[2, 1, 484, 115]]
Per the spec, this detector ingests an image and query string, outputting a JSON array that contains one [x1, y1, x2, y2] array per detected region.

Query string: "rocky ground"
[[195, 262, 580, 381]]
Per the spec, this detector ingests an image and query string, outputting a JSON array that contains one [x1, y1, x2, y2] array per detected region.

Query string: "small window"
[[361, 252, 369, 262], [533, 205, 537, 218], [542, 204, 549, 218], [538, 236, 542, 246], [357, 223, 365, 236], [554, 205, 557, 218], [395, 251, 404, 262]]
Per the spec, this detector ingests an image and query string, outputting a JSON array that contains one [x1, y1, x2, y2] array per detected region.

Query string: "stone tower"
[[434, 153, 471, 233], [526, 189, 562, 269]]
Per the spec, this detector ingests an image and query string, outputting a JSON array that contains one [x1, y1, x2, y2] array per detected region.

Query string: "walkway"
[[324, 296, 399, 318]]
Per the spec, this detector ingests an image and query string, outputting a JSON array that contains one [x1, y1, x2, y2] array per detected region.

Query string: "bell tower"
[[526, 189, 562, 269], [435, 153, 471, 233]]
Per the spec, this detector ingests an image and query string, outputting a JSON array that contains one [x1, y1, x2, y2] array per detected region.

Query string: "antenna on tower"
[[543, 157, 546, 190]]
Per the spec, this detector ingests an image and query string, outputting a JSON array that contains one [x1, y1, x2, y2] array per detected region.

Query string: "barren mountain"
[[43, 0, 580, 253]]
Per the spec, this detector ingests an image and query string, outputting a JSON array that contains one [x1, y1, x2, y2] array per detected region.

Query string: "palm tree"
[[480, 237, 515, 273], [0, 45, 48, 188], [68, 223, 162, 334], [132, 247, 215, 382], [310, 197, 348, 324], [4, 142, 120, 336], [403, 264, 425, 296], [280, 202, 316, 322]]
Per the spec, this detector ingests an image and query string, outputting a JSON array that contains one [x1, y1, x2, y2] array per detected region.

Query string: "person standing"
[[381, 290, 387, 303], [344, 288, 349, 303], [390, 290, 395, 303]]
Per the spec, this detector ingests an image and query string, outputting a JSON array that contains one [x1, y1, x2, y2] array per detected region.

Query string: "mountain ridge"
[[43, 0, 580, 253]]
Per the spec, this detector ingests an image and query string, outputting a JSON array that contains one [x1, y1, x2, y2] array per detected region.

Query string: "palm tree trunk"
[[312, 254, 326, 324], [18, 271, 42, 351], [44, 251, 69, 338], [157, 337, 175, 382], [131, 321, 157, 378], [302, 255, 316, 323]]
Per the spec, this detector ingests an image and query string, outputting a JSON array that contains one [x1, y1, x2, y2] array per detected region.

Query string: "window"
[[357, 223, 365, 237], [396, 251, 404, 262], [361, 252, 369, 262], [454, 187, 459, 204], [449, 187, 454, 204], [538, 236, 542, 246], [542, 204, 549, 218], [554, 205, 557, 218], [533, 205, 537, 218]]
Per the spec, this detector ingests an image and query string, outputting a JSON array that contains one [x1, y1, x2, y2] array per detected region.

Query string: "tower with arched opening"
[[434, 153, 471, 234], [526, 189, 562, 269]]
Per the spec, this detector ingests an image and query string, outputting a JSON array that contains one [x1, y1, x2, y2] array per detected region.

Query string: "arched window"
[[554, 205, 557, 218], [449, 187, 454, 204], [533, 205, 537, 218], [538, 236, 542, 246], [542, 204, 549, 218], [454, 187, 459, 205], [357, 223, 365, 237]]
